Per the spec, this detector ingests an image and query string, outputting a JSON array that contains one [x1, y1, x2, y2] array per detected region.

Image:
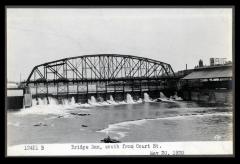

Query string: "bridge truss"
[[24, 54, 177, 103]]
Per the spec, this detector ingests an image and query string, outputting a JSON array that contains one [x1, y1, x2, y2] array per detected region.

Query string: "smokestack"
[[199, 59, 203, 67], [186, 64, 187, 70]]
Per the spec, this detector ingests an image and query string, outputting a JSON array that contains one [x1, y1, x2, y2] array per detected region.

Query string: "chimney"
[[199, 59, 203, 67]]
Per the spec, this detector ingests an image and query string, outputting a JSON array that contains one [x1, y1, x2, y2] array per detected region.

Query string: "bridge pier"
[[123, 81, 125, 100], [46, 83, 49, 104], [67, 82, 69, 100], [35, 83, 39, 105], [86, 81, 88, 101], [77, 82, 79, 103], [114, 81, 116, 101], [56, 83, 58, 101], [105, 81, 108, 101], [140, 80, 142, 98]]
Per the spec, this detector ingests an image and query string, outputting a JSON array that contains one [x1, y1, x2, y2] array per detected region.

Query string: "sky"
[[7, 8, 232, 82]]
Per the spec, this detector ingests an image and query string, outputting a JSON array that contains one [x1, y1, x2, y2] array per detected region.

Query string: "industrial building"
[[179, 58, 233, 105]]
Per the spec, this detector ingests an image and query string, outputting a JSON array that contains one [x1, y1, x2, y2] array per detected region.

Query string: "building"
[[7, 82, 24, 110], [179, 63, 233, 104], [6, 82, 32, 110]]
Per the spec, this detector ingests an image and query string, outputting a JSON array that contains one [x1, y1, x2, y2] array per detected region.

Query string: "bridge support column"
[[140, 80, 142, 98], [36, 83, 39, 105], [46, 82, 49, 104], [114, 81, 116, 100], [123, 81, 125, 101], [77, 82, 79, 103], [105, 81, 108, 101], [56, 83, 59, 102], [131, 79, 134, 97], [67, 83, 69, 100], [86, 81, 88, 101], [147, 79, 150, 94], [96, 81, 98, 100]]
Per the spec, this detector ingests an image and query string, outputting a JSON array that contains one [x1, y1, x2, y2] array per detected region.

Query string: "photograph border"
[[3, 3, 238, 159]]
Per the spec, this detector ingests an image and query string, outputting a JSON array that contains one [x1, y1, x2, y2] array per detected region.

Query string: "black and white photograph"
[[6, 7, 234, 156]]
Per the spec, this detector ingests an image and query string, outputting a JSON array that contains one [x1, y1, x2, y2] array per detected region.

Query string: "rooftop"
[[182, 64, 232, 80]]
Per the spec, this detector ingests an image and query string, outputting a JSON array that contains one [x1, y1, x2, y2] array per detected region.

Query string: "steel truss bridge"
[[24, 54, 177, 103]]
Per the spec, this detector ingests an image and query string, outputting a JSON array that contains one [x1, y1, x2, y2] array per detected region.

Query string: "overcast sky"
[[7, 8, 232, 82]]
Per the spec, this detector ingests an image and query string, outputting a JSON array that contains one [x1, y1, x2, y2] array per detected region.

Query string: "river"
[[7, 93, 233, 146]]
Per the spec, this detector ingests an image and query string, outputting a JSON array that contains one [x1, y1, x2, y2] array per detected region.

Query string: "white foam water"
[[107, 100, 118, 105], [137, 98, 143, 103], [22, 94, 138, 115], [15, 92, 177, 116], [88, 94, 140, 106], [32, 99, 37, 106], [98, 112, 232, 139], [69, 97, 76, 105], [79, 103, 92, 108], [14, 97, 83, 116], [126, 94, 135, 104], [110, 95, 114, 102], [99, 101, 111, 106], [38, 98, 47, 105], [143, 93, 152, 102], [88, 96, 100, 106], [160, 92, 167, 98], [107, 95, 118, 105], [157, 98, 175, 103], [118, 101, 127, 105], [159, 92, 183, 102], [155, 92, 175, 102], [97, 118, 148, 139], [171, 92, 183, 101], [15, 104, 66, 116], [49, 97, 58, 105], [62, 99, 69, 105]]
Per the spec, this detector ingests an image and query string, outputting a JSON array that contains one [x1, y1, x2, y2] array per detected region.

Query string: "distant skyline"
[[7, 8, 232, 82]]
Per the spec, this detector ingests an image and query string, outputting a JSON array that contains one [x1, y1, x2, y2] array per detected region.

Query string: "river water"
[[7, 93, 233, 146]]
